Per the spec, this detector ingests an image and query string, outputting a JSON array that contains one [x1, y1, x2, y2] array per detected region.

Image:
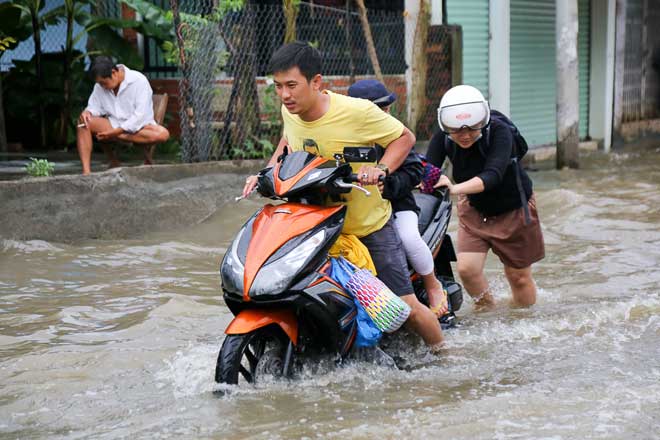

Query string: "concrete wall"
[[0, 161, 265, 243]]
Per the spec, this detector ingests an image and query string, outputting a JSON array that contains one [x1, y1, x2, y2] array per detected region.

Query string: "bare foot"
[[422, 273, 448, 317], [473, 291, 496, 312], [429, 341, 445, 354]]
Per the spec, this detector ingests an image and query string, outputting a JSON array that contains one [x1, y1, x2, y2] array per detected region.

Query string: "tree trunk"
[[30, 4, 47, 149], [344, 0, 356, 83], [355, 0, 382, 82], [219, 3, 260, 158], [408, 0, 429, 132], [170, 0, 198, 161], [283, 0, 298, 43], [58, 0, 75, 147]]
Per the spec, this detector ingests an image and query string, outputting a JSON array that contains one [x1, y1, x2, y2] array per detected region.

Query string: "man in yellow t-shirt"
[[280, 90, 400, 237], [242, 41, 443, 349]]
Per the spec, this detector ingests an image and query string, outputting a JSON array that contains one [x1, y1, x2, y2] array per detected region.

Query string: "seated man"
[[76, 56, 170, 175]]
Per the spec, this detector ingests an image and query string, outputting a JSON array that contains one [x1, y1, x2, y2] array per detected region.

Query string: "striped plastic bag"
[[330, 257, 411, 334]]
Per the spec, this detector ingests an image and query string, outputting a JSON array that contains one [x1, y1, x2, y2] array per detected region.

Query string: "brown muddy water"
[[1, 148, 659, 439]]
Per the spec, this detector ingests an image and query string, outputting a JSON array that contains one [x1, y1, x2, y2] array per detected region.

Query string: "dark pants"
[[360, 216, 414, 297]]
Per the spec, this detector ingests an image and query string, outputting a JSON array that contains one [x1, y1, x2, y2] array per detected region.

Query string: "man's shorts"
[[360, 216, 414, 297], [457, 193, 545, 269]]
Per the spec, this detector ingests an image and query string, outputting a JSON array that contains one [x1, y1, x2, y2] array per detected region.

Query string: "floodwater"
[[1, 148, 660, 439]]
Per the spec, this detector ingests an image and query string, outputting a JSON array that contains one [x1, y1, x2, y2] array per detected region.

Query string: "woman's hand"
[[434, 174, 454, 194]]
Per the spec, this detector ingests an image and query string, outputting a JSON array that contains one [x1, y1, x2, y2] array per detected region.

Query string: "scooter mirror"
[[342, 146, 377, 163]]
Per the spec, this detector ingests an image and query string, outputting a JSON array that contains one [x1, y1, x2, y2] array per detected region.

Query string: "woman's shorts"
[[456, 193, 545, 269]]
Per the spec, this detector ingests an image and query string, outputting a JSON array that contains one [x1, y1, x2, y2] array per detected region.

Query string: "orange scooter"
[[216, 149, 462, 385]]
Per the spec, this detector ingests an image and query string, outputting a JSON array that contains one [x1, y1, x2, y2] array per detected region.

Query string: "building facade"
[[434, 0, 660, 150]]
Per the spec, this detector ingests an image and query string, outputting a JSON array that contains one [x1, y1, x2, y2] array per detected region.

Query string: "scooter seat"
[[414, 192, 443, 234]]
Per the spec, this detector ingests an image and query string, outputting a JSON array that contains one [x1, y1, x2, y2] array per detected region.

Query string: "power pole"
[[556, 0, 580, 169]]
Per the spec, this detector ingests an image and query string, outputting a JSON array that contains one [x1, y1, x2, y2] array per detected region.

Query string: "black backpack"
[[444, 109, 532, 224]]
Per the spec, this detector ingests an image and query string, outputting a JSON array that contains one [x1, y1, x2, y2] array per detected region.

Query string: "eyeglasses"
[[443, 122, 487, 134]]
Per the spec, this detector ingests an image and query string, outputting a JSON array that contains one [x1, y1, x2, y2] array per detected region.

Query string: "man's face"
[[273, 67, 321, 115], [95, 68, 121, 90]]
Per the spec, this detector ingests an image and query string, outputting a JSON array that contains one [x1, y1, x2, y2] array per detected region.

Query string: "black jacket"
[[376, 146, 423, 214], [426, 119, 533, 216]]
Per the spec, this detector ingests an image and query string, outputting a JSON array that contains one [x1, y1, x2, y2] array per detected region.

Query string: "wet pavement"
[[1, 147, 659, 439]]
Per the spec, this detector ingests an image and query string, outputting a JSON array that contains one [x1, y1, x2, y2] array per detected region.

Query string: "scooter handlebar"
[[346, 174, 386, 183]]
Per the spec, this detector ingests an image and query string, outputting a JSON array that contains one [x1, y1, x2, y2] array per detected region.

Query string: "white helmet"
[[437, 85, 490, 133]]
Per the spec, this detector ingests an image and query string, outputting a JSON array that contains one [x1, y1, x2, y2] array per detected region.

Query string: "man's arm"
[[358, 127, 416, 186], [80, 87, 104, 126], [379, 126, 416, 172]]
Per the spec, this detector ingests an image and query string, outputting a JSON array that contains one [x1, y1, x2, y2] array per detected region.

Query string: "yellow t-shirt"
[[281, 90, 405, 237]]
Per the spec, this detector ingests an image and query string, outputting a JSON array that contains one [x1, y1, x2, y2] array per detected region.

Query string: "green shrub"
[[25, 158, 55, 177]]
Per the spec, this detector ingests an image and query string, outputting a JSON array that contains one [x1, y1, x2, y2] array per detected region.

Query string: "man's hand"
[[435, 174, 454, 193], [96, 128, 123, 141], [78, 111, 92, 128], [242, 175, 258, 198], [357, 165, 386, 187]]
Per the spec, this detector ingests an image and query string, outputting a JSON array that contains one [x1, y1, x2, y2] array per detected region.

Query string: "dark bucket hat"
[[347, 79, 397, 107]]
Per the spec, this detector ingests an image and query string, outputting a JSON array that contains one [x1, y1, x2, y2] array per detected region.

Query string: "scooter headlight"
[[249, 229, 326, 297], [220, 226, 246, 294]]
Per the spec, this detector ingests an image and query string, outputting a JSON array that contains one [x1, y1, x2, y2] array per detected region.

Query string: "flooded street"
[[1, 148, 659, 439]]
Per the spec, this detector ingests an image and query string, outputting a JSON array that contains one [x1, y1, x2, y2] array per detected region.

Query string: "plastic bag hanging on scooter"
[[330, 257, 411, 334]]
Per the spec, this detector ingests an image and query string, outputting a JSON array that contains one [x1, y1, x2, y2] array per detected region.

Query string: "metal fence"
[[1, 0, 456, 160], [174, 1, 411, 161]]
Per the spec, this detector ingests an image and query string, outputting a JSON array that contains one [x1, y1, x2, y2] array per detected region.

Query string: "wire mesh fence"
[[1, 0, 456, 158], [174, 1, 413, 162]]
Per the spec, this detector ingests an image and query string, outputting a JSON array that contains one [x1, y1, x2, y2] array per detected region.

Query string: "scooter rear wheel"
[[215, 326, 288, 385]]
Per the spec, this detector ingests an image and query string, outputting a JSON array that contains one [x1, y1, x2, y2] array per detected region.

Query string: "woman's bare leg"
[[504, 265, 537, 307], [457, 252, 494, 310]]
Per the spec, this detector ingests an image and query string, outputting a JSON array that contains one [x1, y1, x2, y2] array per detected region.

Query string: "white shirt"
[[85, 65, 156, 133]]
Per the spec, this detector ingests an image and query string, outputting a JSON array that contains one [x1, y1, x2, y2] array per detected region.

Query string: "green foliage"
[[0, 2, 33, 54], [3, 53, 92, 147], [261, 80, 280, 125], [156, 137, 181, 158], [0, 37, 16, 52], [25, 157, 55, 177], [86, 24, 144, 69], [120, 0, 174, 41], [229, 138, 275, 160], [120, 0, 243, 69], [211, 0, 245, 19]]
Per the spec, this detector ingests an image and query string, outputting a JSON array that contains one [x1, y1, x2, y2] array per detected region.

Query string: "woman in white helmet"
[[426, 85, 545, 310]]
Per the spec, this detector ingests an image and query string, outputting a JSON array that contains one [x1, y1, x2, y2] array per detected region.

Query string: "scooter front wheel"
[[215, 325, 288, 385]]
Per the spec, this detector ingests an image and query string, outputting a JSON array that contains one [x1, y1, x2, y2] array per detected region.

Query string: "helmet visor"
[[438, 101, 490, 134]]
